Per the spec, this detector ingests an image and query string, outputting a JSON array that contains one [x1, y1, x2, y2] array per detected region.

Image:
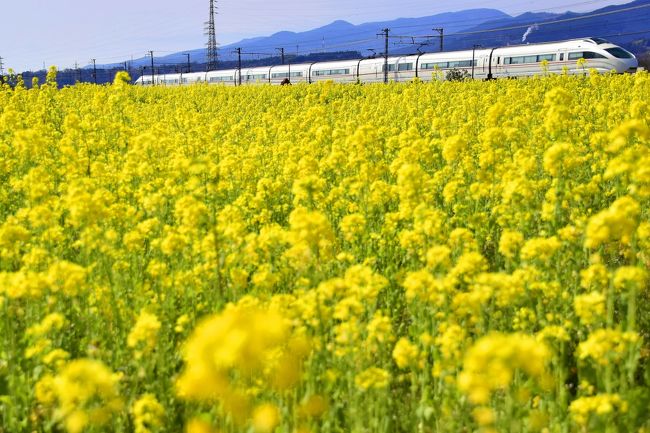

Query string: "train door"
[[557, 49, 568, 73], [495, 55, 503, 78], [494, 53, 502, 78]]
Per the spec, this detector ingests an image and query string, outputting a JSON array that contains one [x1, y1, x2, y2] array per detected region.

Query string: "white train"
[[134, 38, 638, 86]]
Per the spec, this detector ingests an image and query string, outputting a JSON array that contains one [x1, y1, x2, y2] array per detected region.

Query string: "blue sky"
[[0, 0, 634, 71]]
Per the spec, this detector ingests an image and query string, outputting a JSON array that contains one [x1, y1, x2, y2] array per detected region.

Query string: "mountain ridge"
[[107, 8, 509, 68], [100, 1, 650, 69]]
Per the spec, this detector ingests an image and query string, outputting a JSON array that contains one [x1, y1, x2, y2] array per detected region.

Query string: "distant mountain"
[[102, 1, 650, 70], [109, 9, 509, 68], [434, 0, 650, 53]]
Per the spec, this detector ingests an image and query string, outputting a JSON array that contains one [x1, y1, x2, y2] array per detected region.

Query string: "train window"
[[505, 56, 525, 65], [246, 74, 267, 80], [420, 62, 448, 70], [537, 54, 556, 62], [568, 52, 607, 60], [504, 54, 556, 64], [313, 69, 350, 76], [560, 53, 564, 61], [271, 72, 303, 78], [584, 52, 607, 59], [448, 60, 474, 68], [398, 63, 413, 71], [381, 64, 396, 72], [605, 48, 634, 59], [209, 76, 233, 82]]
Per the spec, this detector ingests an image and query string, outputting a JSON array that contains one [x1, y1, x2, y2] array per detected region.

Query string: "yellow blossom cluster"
[[457, 333, 551, 405], [36, 359, 123, 433], [1, 70, 649, 433]]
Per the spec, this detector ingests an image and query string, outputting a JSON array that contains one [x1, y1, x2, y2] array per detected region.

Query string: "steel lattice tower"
[[205, 0, 218, 71]]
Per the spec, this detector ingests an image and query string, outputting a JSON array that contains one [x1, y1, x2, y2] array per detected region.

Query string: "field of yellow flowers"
[[0, 69, 649, 433]]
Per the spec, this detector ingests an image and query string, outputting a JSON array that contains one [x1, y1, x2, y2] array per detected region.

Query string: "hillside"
[[115, 9, 509, 68], [107, 0, 650, 71], [436, 0, 650, 54]]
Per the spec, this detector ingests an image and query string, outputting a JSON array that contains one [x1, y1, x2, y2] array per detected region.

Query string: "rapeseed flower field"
[[1, 69, 649, 433]]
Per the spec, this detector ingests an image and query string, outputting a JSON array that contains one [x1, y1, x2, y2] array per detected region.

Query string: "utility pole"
[[276, 48, 285, 65], [377, 28, 390, 84], [184, 53, 191, 73], [91, 59, 97, 84], [233, 48, 242, 86], [148, 51, 155, 85], [472, 44, 481, 79], [433, 28, 444, 52], [206, 0, 218, 71]]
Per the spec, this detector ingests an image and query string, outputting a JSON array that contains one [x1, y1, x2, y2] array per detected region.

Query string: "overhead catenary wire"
[[211, 2, 649, 58], [450, 2, 650, 36], [8, 0, 648, 73]]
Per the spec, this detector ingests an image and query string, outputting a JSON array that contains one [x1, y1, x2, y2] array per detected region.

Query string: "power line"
[[387, 0, 624, 31], [7, 0, 647, 73], [603, 28, 650, 38], [449, 2, 650, 37], [384, 5, 650, 51], [215, 1, 645, 58]]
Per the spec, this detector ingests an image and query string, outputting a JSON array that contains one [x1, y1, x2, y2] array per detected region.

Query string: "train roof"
[[495, 37, 613, 49]]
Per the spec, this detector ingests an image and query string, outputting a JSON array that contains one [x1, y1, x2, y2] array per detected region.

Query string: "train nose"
[[625, 57, 639, 73]]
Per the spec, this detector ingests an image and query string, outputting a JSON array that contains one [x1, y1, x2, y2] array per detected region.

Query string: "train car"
[[491, 38, 637, 77], [417, 50, 481, 81], [206, 70, 235, 85], [309, 60, 360, 83], [133, 38, 638, 86], [357, 58, 387, 83], [181, 71, 208, 85], [239, 66, 270, 85], [357, 55, 420, 83], [268, 64, 310, 85]]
